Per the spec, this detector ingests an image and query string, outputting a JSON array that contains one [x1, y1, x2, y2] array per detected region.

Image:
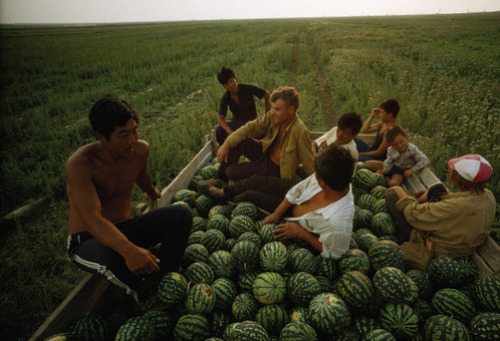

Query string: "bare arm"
[[261, 197, 293, 226], [264, 91, 271, 112], [361, 108, 383, 134], [135, 142, 161, 199], [273, 221, 323, 252]]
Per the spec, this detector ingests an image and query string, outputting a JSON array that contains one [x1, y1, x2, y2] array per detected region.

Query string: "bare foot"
[[208, 185, 225, 200]]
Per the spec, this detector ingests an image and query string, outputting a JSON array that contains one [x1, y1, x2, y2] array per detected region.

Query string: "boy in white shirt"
[[261, 145, 355, 259]]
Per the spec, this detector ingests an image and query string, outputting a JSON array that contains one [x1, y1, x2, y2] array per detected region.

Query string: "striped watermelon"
[[229, 215, 256, 238], [187, 230, 205, 245], [231, 202, 260, 221], [405, 269, 433, 300], [287, 272, 322, 307], [352, 314, 381, 337], [157, 272, 188, 305], [362, 329, 397, 340], [469, 312, 500, 341], [423, 314, 472, 341], [190, 216, 207, 233], [68, 314, 109, 341], [316, 255, 339, 281], [353, 188, 369, 204], [427, 257, 465, 289], [173, 189, 197, 208], [232, 292, 260, 321], [371, 185, 388, 200], [199, 164, 218, 179], [224, 320, 270, 341], [237, 271, 260, 292], [230, 240, 260, 272], [185, 283, 215, 315], [288, 248, 318, 274], [372, 172, 387, 187], [371, 199, 388, 214], [315, 275, 334, 293], [195, 194, 215, 218], [255, 304, 290, 336], [142, 309, 176, 340], [184, 261, 215, 285], [358, 193, 377, 211], [289, 306, 310, 324], [373, 267, 417, 304], [279, 321, 318, 341], [259, 223, 277, 244], [225, 237, 237, 251], [432, 288, 476, 325], [182, 243, 209, 265], [368, 240, 405, 272], [210, 311, 232, 338], [208, 204, 233, 219], [189, 174, 203, 191], [259, 241, 288, 272], [200, 229, 226, 253], [336, 271, 375, 312], [357, 233, 379, 252], [307, 293, 351, 336], [252, 272, 286, 305], [207, 214, 231, 236], [208, 250, 235, 278], [335, 329, 362, 341], [338, 248, 370, 274], [211, 277, 238, 312], [473, 275, 500, 312], [371, 213, 396, 237], [355, 168, 377, 191], [379, 303, 419, 340], [237, 231, 262, 249], [115, 316, 155, 341], [173, 314, 211, 341], [454, 256, 478, 283]]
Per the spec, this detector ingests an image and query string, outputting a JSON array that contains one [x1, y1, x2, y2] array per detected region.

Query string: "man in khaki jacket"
[[214, 86, 315, 182], [386, 154, 496, 271]]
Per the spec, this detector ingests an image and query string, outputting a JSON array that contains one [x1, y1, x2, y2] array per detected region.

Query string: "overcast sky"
[[1, 0, 499, 24]]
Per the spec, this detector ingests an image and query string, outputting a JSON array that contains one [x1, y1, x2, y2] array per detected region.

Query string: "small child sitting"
[[364, 125, 430, 186]]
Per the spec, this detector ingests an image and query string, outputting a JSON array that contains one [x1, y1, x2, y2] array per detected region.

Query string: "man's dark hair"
[[315, 145, 354, 192], [89, 94, 138, 140], [379, 98, 400, 117], [385, 125, 406, 144], [217, 66, 236, 85], [338, 111, 362, 135]]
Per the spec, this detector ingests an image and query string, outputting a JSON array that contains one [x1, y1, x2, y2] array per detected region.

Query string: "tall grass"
[[1, 13, 499, 340]]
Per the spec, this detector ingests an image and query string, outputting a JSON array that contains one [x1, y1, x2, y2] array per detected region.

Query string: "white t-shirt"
[[315, 126, 359, 161], [285, 174, 354, 259]]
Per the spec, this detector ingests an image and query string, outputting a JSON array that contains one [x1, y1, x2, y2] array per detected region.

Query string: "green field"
[[1, 12, 499, 340]]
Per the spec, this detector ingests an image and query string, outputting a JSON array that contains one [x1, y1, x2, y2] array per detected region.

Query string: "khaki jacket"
[[396, 189, 496, 270], [225, 112, 315, 179]]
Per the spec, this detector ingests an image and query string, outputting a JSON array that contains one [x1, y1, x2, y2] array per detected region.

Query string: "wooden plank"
[[475, 236, 500, 273], [418, 168, 442, 188], [28, 274, 109, 341], [156, 140, 213, 208], [471, 251, 494, 276]]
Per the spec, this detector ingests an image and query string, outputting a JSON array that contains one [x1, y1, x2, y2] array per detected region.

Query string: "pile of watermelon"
[[45, 161, 500, 341]]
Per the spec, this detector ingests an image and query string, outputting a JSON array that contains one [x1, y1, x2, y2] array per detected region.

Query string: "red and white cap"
[[448, 154, 493, 183]]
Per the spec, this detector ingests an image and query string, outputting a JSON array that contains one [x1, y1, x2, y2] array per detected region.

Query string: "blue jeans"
[[355, 138, 385, 162]]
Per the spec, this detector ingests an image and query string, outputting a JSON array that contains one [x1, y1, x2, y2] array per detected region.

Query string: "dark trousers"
[[215, 138, 280, 182], [226, 175, 299, 215], [355, 137, 385, 162], [385, 191, 413, 242], [214, 119, 249, 146], [67, 205, 192, 302]]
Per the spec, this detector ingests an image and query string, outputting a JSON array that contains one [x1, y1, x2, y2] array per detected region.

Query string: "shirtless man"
[[213, 86, 315, 182], [261, 145, 355, 259], [66, 94, 192, 303]]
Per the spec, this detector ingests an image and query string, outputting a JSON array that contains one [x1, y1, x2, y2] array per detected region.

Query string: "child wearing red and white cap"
[[385, 154, 496, 271]]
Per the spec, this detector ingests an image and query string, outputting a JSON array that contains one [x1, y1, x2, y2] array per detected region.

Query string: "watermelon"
[[289, 306, 310, 324], [353, 188, 369, 205], [362, 329, 397, 340], [225, 237, 237, 251], [191, 216, 207, 233], [224, 320, 270, 341], [454, 256, 477, 283], [231, 202, 260, 221], [199, 164, 218, 179], [259, 223, 277, 244], [357, 233, 379, 252], [288, 248, 318, 274], [207, 214, 231, 236], [368, 240, 405, 272], [189, 174, 203, 191], [338, 248, 370, 274], [372, 267, 417, 304], [371, 199, 389, 214], [336, 271, 375, 312], [279, 321, 318, 341], [423, 314, 472, 341], [371, 185, 388, 200], [157, 272, 188, 305], [237, 271, 260, 292], [260, 241, 288, 272], [173, 314, 211, 341], [427, 257, 466, 289], [252, 272, 286, 305], [469, 312, 500, 341], [315, 275, 335, 293], [255, 304, 289, 335], [405, 269, 433, 300], [173, 189, 197, 208], [208, 205, 232, 219], [115, 316, 155, 341], [358, 193, 377, 211], [371, 212, 395, 237], [307, 293, 351, 336], [229, 215, 256, 238], [195, 194, 215, 218], [200, 228, 226, 253], [68, 314, 109, 341], [210, 311, 232, 338], [231, 240, 260, 272], [208, 250, 235, 278], [211, 277, 238, 312], [432, 288, 476, 325], [473, 275, 500, 312], [142, 309, 176, 340], [354, 168, 377, 191], [185, 283, 215, 315], [182, 243, 209, 265], [378, 303, 419, 340], [184, 261, 215, 285], [232, 292, 260, 321], [316, 255, 339, 281], [372, 172, 387, 187], [187, 230, 205, 245], [336, 329, 362, 341], [237, 231, 262, 249], [352, 314, 381, 337], [287, 272, 322, 307]]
